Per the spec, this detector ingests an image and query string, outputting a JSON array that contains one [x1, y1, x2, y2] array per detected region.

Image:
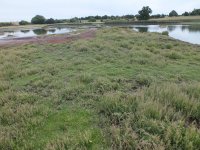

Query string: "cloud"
[[0, 0, 200, 21]]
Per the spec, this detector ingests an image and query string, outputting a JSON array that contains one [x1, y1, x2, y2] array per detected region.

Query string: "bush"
[[162, 31, 169, 36], [88, 18, 96, 22], [45, 18, 55, 24], [69, 17, 80, 23], [166, 52, 182, 60], [19, 20, 29, 25], [31, 15, 46, 24]]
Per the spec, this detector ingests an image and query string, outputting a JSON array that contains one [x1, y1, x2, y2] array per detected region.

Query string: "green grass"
[[150, 16, 200, 23], [1, 27, 200, 149]]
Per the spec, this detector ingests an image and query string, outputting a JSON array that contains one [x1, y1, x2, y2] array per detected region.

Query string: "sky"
[[1, 0, 200, 22]]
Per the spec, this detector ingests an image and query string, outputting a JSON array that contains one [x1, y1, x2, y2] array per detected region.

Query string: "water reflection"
[[20, 30, 30, 33], [48, 29, 56, 33], [133, 24, 200, 45], [33, 29, 47, 35], [167, 26, 176, 32], [5, 31, 14, 33], [0, 27, 73, 40], [135, 27, 148, 32], [1, 25, 200, 45], [181, 26, 200, 33]]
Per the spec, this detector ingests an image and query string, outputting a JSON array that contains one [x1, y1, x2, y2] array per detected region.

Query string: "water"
[[0, 27, 73, 39], [1, 24, 200, 45], [133, 24, 200, 45]]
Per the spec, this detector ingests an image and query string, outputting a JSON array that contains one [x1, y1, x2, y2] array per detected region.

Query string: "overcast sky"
[[1, 0, 200, 22]]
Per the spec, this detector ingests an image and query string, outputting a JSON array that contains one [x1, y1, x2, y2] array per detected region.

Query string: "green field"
[[150, 16, 200, 23], [1, 28, 200, 149]]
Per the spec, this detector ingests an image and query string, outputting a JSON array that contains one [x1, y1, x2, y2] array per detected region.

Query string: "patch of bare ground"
[[0, 29, 96, 48]]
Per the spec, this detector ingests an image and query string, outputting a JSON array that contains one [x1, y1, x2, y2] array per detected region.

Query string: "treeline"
[[80, 15, 135, 20], [69, 15, 136, 23], [0, 22, 13, 27], [169, 9, 200, 17], [70, 14, 166, 23], [1, 7, 200, 27], [19, 15, 67, 25], [182, 9, 200, 16], [69, 8, 200, 22]]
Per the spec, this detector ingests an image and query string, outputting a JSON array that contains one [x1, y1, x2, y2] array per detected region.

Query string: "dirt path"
[[0, 29, 96, 47]]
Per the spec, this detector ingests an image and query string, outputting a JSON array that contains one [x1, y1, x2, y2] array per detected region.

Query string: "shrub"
[[88, 18, 96, 22], [166, 52, 182, 60], [45, 18, 55, 24], [31, 15, 46, 24], [19, 20, 30, 25], [135, 74, 153, 87], [165, 44, 172, 49], [162, 31, 169, 36]]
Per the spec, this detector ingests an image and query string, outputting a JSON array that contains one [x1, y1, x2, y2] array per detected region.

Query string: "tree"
[[182, 12, 190, 16], [45, 18, 55, 24], [169, 10, 178, 17], [19, 20, 29, 25], [151, 14, 166, 19], [31, 15, 46, 24], [88, 17, 96, 22], [102, 15, 108, 19], [69, 17, 79, 23], [191, 9, 200, 16], [137, 6, 152, 20], [123, 15, 135, 19]]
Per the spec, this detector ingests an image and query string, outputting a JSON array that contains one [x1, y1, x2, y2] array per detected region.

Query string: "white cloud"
[[0, 0, 200, 22]]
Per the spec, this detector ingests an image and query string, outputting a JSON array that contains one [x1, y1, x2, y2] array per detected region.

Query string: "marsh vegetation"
[[0, 27, 200, 149]]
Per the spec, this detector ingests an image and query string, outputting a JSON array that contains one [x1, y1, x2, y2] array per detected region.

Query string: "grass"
[[150, 16, 200, 23], [1, 27, 200, 149]]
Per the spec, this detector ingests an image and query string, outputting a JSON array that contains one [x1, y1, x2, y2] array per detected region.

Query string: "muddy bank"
[[0, 29, 96, 47]]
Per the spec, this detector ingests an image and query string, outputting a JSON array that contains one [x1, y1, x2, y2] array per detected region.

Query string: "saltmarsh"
[[0, 27, 200, 150]]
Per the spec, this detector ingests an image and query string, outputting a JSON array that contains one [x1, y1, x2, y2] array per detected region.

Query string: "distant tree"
[[88, 17, 96, 22], [19, 20, 29, 25], [54, 19, 63, 23], [69, 17, 79, 23], [190, 9, 200, 16], [102, 15, 108, 20], [169, 10, 178, 17], [151, 14, 166, 19], [45, 18, 55, 24], [123, 15, 135, 19], [31, 15, 46, 24], [137, 6, 152, 20], [182, 12, 190, 16], [94, 15, 101, 20], [0, 22, 13, 27]]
